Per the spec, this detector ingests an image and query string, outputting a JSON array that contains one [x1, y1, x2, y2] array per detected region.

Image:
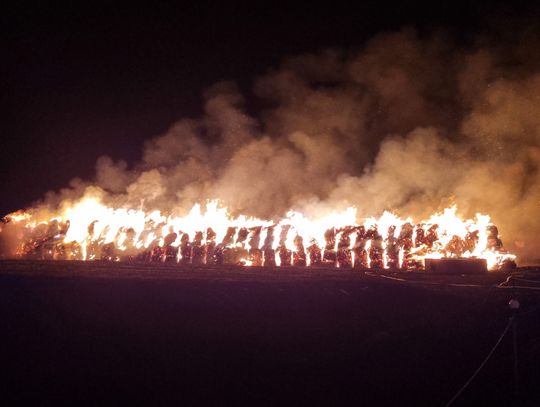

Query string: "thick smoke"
[[21, 28, 540, 262]]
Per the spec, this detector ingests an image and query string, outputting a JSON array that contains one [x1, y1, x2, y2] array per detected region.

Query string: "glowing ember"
[[0, 193, 516, 270]]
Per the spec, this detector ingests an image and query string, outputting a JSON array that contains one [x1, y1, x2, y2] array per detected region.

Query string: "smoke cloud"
[[19, 28, 540, 262]]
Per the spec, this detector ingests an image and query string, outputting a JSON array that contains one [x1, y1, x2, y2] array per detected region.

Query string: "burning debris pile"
[[0, 195, 516, 271], [2, 29, 539, 265]]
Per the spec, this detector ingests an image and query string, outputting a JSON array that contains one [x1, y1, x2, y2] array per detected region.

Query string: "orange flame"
[[3, 192, 516, 270]]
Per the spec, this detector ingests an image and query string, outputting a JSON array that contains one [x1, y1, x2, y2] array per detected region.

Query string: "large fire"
[[0, 194, 516, 271]]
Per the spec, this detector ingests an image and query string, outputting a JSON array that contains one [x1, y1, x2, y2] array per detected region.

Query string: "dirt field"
[[1, 260, 540, 405]]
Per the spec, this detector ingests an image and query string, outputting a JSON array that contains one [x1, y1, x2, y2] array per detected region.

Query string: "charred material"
[[398, 223, 415, 270], [444, 235, 466, 258], [292, 235, 306, 266], [221, 227, 239, 264], [415, 224, 426, 248], [336, 227, 353, 268], [262, 226, 276, 267], [366, 226, 383, 270], [232, 228, 249, 265], [205, 228, 217, 265], [352, 226, 368, 269], [322, 228, 337, 265], [120, 227, 138, 261], [247, 227, 263, 266], [162, 230, 178, 263], [425, 224, 438, 248], [101, 242, 116, 261], [179, 233, 191, 264], [278, 225, 292, 266], [307, 239, 322, 266], [150, 246, 163, 262], [485, 226, 517, 270], [191, 231, 205, 265], [386, 226, 399, 270], [465, 230, 479, 253], [487, 225, 503, 251]]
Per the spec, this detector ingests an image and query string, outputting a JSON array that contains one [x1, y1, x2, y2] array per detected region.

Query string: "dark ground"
[[1, 261, 540, 406]]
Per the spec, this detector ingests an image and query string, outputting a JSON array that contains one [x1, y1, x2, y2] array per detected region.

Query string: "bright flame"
[[2, 193, 516, 270]]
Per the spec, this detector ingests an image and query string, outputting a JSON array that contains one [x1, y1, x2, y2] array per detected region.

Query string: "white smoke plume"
[[15, 28, 540, 262]]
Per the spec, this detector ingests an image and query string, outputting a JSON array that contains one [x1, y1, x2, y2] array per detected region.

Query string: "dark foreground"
[[1, 261, 540, 406]]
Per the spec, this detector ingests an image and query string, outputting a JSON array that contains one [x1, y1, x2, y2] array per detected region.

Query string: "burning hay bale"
[[385, 226, 399, 270], [0, 199, 517, 271], [247, 226, 263, 266], [292, 235, 306, 267], [191, 231, 205, 265], [352, 226, 368, 269], [336, 227, 354, 268]]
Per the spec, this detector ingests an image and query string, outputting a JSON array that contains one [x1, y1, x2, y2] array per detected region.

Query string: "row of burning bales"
[[1, 213, 514, 270]]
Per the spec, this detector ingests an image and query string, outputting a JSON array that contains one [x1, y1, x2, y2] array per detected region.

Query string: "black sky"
[[1, 1, 536, 215]]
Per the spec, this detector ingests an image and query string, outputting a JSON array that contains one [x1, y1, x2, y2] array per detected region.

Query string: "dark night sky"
[[1, 1, 536, 215]]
